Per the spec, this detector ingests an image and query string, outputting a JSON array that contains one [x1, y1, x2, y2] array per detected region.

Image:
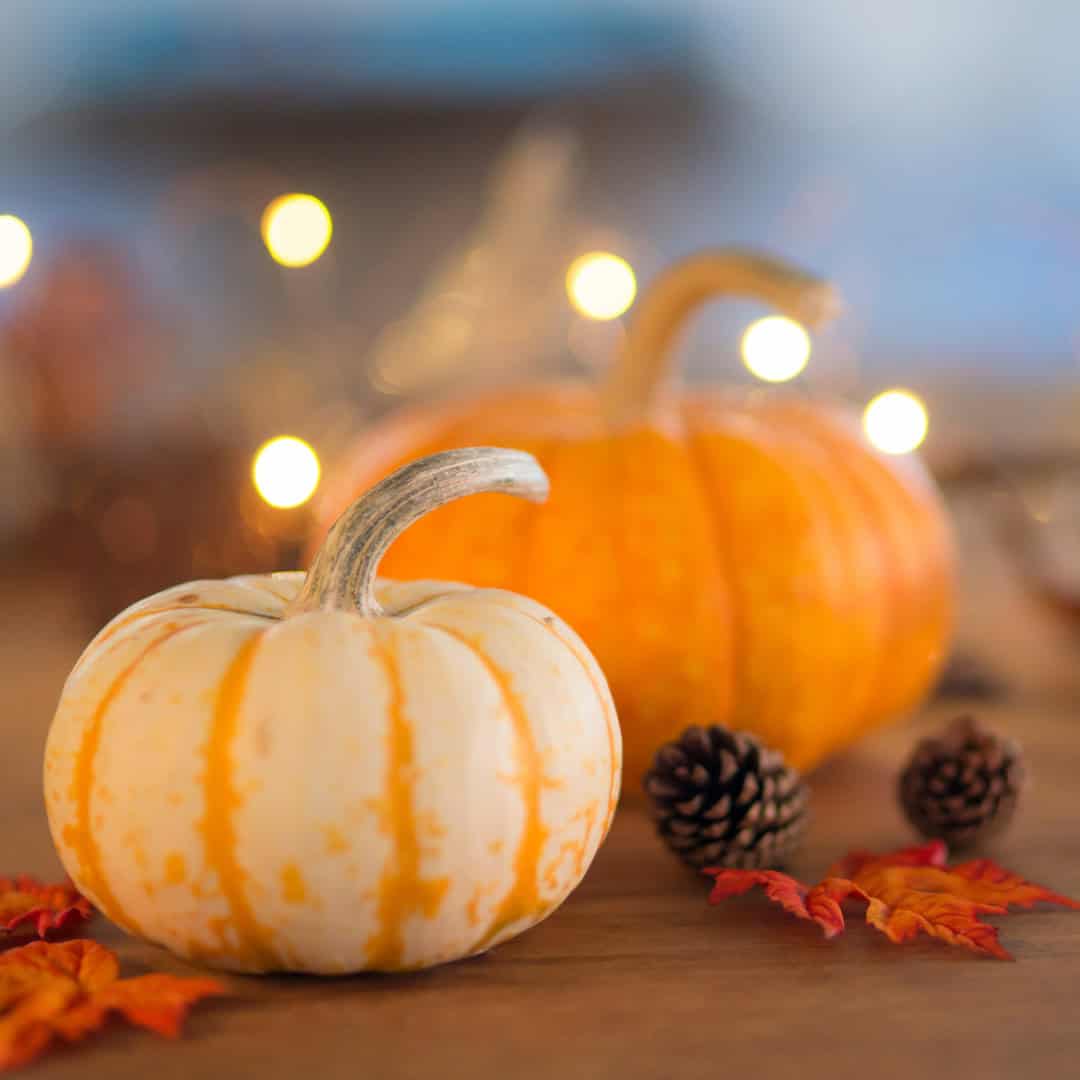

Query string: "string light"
[[252, 436, 321, 508], [862, 390, 929, 455], [566, 252, 637, 320], [0, 215, 33, 288], [261, 194, 333, 268], [740, 315, 811, 383]]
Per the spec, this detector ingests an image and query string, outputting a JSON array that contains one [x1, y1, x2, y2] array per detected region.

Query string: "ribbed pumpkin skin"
[[44, 573, 620, 974], [315, 386, 953, 783]]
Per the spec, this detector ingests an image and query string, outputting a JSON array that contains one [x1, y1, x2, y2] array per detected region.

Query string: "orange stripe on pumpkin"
[[65, 622, 200, 936], [92, 604, 276, 650], [365, 631, 449, 969], [201, 631, 280, 970], [486, 600, 621, 834], [541, 623, 619, 832], [428, 624, 549, 953]]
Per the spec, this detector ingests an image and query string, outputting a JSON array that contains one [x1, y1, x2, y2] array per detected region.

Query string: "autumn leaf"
[[700, 869, 848, 939], [705, 841, 1080, 959], [0, 939, 225, 1070], [0, 878, 91, 944]]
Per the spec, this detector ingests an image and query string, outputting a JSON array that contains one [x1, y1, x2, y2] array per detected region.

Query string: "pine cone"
[[643, 725, 809, 870], [899, 715, 1025, 849]]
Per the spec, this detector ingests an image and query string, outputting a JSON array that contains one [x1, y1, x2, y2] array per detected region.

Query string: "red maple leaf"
[[0, 939, 225, 1070], [0, 878, 92, 943], [706, 841, 1080, 959]]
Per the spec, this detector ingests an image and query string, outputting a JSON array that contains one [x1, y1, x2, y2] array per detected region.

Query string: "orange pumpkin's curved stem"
[[604, 249, 841, 423], [290, 447, 549, 618]]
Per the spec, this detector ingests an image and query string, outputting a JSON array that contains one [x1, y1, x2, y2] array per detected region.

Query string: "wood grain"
[[3, 570, 1080, 1079]]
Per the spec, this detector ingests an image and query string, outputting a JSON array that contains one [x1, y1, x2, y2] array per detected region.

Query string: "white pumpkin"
[[44, 448, 621, 974]]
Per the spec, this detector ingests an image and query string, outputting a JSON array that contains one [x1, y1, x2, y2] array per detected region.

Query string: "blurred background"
[[4, 0, 1080, 708]]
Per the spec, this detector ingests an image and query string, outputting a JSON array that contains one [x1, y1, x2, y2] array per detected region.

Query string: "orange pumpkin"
[[314, 250, 954, 784]]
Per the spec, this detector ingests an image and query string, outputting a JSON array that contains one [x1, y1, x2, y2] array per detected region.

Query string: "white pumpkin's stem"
[[290, 447, 549, 618], [603, 249, 841, 423]]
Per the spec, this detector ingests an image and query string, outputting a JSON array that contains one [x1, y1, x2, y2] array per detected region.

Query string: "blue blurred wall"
[[2, 1, 1079, 374]]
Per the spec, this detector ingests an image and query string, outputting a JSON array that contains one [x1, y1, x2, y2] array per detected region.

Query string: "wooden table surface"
[[4, 574, 1080, 1079]]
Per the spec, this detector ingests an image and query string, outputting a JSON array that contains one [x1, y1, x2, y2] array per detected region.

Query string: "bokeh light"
[[261, 194, 333, 268], [566, 252, 637, 320], [0, 215, 33, 288], [252, 436, 321, 508], [862, 390, 929, 455], [740, 315, 811, 383]]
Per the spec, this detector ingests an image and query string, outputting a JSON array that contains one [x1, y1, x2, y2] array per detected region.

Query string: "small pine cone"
[[899, 715, 1025, 849], [643, 725, 809, 870]]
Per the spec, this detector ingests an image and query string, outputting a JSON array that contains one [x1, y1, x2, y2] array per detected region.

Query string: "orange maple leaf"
[[0, 939, 225, 1070], [705, 840, 1080, 959], [0, 878, 92, 944]]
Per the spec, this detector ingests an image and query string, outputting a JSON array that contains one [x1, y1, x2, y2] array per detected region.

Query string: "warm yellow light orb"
[[252, 436, 321, 508], [566, 252, 637, 321], [862, 390, 929, 455], [740, 315, 811, 383], [0, 215, 33, 288], [261, 194, 333, 268]]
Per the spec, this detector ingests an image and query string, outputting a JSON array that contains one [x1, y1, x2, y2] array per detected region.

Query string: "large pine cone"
[[643, 725, 809, 870]]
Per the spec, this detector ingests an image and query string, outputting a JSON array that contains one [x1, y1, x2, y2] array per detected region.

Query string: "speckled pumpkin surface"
[[45, 451, 620, 974]]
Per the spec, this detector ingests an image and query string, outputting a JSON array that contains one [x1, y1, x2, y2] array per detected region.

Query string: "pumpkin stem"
[[290, 447, 549, 618], [603, 249, 841, 422]]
